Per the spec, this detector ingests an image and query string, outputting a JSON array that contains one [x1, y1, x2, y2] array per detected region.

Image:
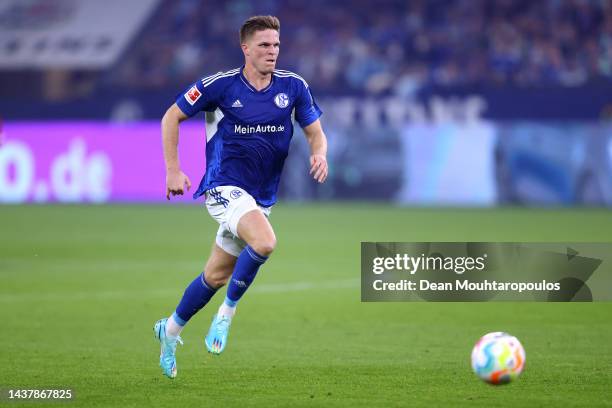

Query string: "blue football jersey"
[[175, 66, 322, 207]]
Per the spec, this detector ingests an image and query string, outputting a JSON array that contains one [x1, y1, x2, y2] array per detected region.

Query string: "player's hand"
[[166, 169, 192, 200], [309, 154, 328, 183]]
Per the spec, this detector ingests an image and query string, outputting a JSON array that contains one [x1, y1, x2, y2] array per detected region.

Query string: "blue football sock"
[[226, 245, 268, 304], [174, 272, 217, 324]]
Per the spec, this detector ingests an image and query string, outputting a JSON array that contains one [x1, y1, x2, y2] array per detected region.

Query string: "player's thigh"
[[204, 243, 237, 288], [205, 185, 275, 256], [236, 209, 277, 256]]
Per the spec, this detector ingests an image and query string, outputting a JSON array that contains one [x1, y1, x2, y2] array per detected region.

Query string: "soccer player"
[[154, 15, 328, 379]]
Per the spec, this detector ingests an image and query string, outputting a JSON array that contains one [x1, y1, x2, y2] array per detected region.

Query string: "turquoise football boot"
[[154, 318, 183, 379], [205, 314, 232, 355]]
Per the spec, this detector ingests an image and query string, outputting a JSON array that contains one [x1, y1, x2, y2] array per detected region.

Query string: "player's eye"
[[259, 43, 279, 49]]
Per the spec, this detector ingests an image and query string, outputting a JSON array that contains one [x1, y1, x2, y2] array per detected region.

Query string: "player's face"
[[242, 29, 280, 74]]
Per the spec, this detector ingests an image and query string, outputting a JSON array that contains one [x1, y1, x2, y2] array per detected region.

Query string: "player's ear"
[[241, 43, 249, 56]]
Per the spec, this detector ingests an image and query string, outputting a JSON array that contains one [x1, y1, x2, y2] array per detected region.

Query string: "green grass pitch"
[[1, 204, 611, 407]]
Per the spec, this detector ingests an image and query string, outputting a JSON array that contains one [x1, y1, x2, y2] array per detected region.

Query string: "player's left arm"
[[303, 119, 328, 183]]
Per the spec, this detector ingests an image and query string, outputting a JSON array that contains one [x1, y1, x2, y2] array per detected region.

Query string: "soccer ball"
[[471, 332, 525, 385]]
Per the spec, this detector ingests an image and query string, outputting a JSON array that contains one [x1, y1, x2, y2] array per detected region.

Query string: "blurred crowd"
[[111, 0, 612, 96], [2, 0, 612, 101]]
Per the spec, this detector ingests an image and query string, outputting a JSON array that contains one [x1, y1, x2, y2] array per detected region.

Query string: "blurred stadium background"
[[1, 0, 612, 205], [2, 1, 612, 406]]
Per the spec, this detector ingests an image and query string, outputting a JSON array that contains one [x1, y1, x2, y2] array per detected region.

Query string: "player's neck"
[[242, 65, 272, 91]]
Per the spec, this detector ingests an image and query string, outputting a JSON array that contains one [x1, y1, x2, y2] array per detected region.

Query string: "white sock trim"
[[165, 314, 184, 338], [218, 302, 236, 318]]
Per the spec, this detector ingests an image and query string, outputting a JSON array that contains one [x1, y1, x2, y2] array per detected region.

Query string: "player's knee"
[[207, 275, 228, 289], [251, 236, 276, 257], [203, 269, 229, 289]]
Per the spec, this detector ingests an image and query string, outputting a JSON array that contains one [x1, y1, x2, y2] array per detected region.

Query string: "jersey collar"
[[239, 65, 274, 93]]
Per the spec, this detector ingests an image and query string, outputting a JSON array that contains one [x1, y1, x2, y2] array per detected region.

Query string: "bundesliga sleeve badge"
[[185, 86, 202, 105]]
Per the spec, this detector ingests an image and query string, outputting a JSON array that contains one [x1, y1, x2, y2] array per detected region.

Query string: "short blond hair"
[[239, 15, 280, 44]]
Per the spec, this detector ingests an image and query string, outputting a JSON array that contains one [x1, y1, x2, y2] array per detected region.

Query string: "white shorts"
[[205, 186, 271, 257]]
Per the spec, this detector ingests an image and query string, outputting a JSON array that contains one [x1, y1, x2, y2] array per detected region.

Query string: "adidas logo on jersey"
[[232, 99, 243, 108]]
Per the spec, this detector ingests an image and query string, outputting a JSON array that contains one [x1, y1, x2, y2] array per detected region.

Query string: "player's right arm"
[[161, 103, 192, 200], [163, 75, 223, 199]]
